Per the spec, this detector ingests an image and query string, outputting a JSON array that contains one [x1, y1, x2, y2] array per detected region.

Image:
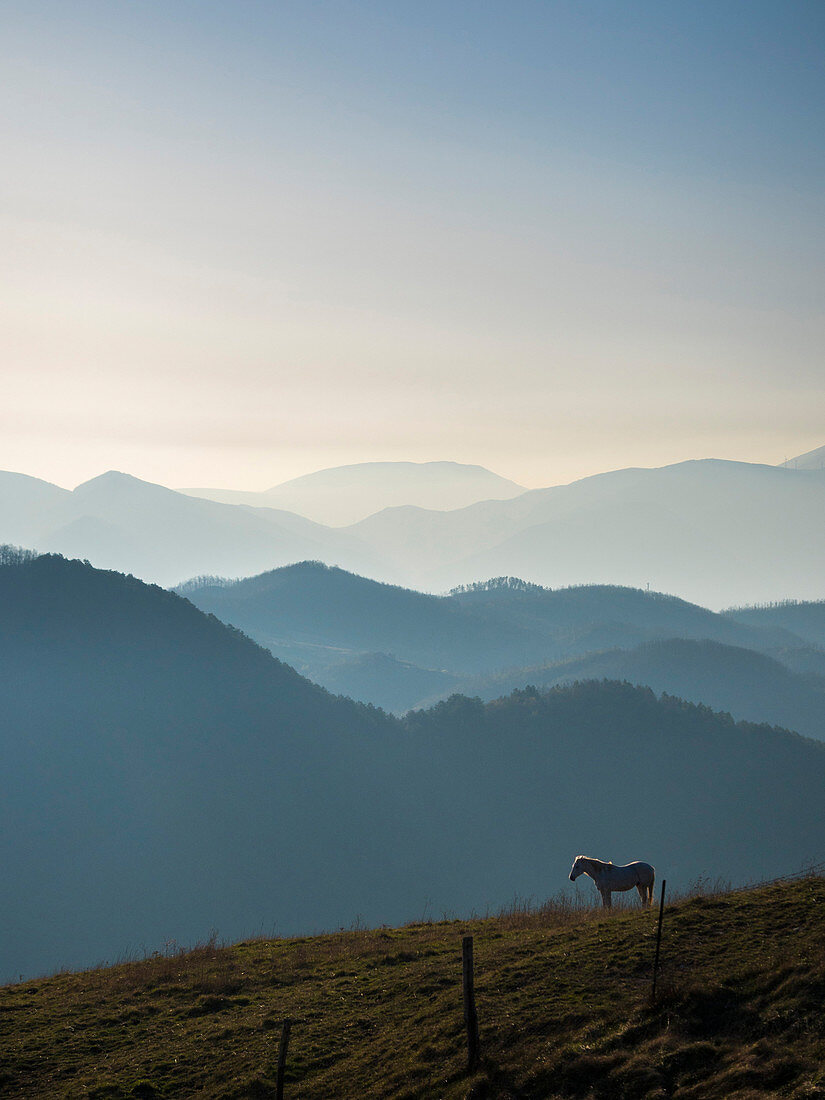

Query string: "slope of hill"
[[447, 577, 795, 649], [278, 648, 463, 713], [0, 471, 71, 545], [177, 563, 564, 676], [780, 441, 825, 469], [181, 460, 526, 526], [445, 638, 825, 742], [179, 566, 801, 711], [725, 599, 825, 649], [347, 459, 825, 605], [3, 877, 825, 1098], [0, 470, 382, 586], [0, 549, 406, 980], [5, 550, 825, 984]]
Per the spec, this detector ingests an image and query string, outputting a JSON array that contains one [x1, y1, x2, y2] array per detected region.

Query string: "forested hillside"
[[444, 638, 825, 742], [179, 565, 814, 717], [4, 550, 825, 984], [0, 549, 401, 979], [725, 599, 825, 648]]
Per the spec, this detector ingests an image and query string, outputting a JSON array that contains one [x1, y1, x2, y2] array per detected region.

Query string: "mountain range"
[[179, 563, 825, 734], [780, 442, 825, 470], [180, 460, 526, 526], [0, 469, 382, 585], [448, 636, 825, 742], [344, 458, 825, 605], [2, 452, 824, 604], [4, 549, 825, 981]]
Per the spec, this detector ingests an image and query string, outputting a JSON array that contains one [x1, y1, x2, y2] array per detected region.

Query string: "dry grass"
[[2, 878, 825, 1098]]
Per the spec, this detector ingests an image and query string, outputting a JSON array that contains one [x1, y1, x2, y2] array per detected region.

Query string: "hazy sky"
[[3, 1, 824, 490]]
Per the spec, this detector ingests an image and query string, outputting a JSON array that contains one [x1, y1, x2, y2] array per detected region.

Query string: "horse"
[[569, 854, 655, 909]]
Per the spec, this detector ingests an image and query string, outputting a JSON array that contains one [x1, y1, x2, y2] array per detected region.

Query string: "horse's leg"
[[636, 884, 646, 906], [601, 889, 611, 909]]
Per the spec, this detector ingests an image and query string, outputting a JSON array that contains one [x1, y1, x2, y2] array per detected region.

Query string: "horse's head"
[[569, 855, 585, 881]]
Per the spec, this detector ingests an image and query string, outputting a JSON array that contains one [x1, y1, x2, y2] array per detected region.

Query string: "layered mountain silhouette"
[[6, 550, 825, 982], [724, 599, 825, 650], [180, 564, 818, 722], [780, 443, 825, 470], [178, 564, 588, 676], [443, 638, 825, 742], [181, 460, 526, 526], [3, 455, 825, 605], [346, 459, 825, 605], [0, 470, 381, 586]]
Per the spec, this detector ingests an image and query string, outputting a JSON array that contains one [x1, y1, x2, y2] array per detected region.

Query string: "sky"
[[2, 0, 824, 491]]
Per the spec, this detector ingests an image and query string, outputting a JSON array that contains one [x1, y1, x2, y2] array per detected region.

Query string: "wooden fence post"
[[462, 935, 481, 1072], [276, 1017, 291, 1100], [651, 879, 667, 1003]]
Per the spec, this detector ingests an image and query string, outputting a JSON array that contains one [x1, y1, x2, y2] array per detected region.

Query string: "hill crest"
[[181, 459, 526, 526]]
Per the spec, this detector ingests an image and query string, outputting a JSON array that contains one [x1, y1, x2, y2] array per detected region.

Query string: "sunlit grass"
[[2, 878, 825, 1097]]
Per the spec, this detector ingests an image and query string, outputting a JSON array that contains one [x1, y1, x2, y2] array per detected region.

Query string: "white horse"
[[569, 855, 655, 908]]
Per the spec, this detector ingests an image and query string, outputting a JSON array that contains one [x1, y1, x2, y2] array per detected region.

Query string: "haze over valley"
[[180, 460, 526, 526], [2, 449, 824, 606]]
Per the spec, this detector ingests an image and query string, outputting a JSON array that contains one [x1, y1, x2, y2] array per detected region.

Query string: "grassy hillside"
[[2, 877, 824, 1098]]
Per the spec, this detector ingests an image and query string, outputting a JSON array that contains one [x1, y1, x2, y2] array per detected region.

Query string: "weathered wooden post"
[[462, 935, 481, 1072], [651, 879, 667, 1003], [276, 1017, 291, 1100]]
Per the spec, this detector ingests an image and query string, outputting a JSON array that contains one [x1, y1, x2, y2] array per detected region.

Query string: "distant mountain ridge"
[[345, 458, 825, 605], [0, 469, 383, 586], [780, 443, 825, 470], [3, 452, 825, 604], [180, 460, 526, 526]]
